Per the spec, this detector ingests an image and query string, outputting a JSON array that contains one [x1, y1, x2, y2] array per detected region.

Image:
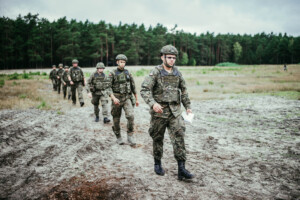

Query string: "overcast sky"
[[1, 0, 299, 36]]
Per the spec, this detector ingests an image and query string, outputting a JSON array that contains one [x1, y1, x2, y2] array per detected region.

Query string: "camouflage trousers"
[[51, 79, 57, 91], [57, 79, 62, 94], [92, 94, 109, 118], [149, 112, 186, 161], [62, 83, 71, 99], [111, 94, 134, 138], [71, 82, 84, 104]]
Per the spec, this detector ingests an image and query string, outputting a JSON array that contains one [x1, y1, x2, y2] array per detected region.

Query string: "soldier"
[[49, 65, 57, 91], [56, 63, 64, 94], [140, 45, 195, 180], [109, 54, 139, 146], [68, 59, 86, 107], [87, 62, 111, 123], [284, 64, 288, 71], [61, 66, 72, 100]]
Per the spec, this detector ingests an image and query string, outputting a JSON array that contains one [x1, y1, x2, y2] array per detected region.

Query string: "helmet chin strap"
[[164, 55, 174, 68]]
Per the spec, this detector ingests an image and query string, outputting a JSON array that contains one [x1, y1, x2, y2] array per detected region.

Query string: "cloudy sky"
[[1, 0, 299, 36]]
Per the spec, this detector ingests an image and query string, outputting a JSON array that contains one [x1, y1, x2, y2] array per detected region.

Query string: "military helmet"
[[160, 45, 178, 55], [96, 62, 105, 69], [64, 66, 69, 69], [72, 59, 79, 64], [59, 63, 63, 67], [52, 65, 56, 68], [115, 54, 127, 61]]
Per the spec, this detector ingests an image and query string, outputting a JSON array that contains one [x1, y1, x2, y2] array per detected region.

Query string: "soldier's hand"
[[88, 93, 92, 98], [113, 97, 120, 105], [64, 83, 66, 86], [135, 100, 139, 107], [70, 81, 74, 85], [153, 103, 163, 113], [187, 109, 192, 114]]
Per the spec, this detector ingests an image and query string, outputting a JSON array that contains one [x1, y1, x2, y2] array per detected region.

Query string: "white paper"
[[182, 112, 194, 124]]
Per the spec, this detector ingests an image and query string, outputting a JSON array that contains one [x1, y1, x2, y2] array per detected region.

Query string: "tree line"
[[1, 13, 299, 69]]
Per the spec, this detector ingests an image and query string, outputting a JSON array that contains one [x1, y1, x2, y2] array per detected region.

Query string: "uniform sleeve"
[[86, 73, 93, 93], [61, 72, 66, 84], [107, 71, 114, 96], [129, 73, 137, 95], [140, 69, 157, 108], [179, 75, 191, 110]]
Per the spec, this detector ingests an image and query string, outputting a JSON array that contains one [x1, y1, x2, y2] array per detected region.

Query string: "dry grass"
[[0, 79, 46, 109], [0, 65, 299, 110]]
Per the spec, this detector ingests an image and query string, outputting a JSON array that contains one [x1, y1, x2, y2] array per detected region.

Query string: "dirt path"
[[0, 95, 299, 199]]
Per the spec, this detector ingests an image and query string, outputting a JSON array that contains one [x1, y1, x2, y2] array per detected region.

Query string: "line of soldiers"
[[49, 45, 195, 181]]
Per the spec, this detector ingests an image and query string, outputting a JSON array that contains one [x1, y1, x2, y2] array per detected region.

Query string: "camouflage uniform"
[[61, 66, 71, 99], [87, 69, 112, 120], [140, 65, 191, 161], [109, 68, 137, 138], [69, 65, 85, 105], [56, 64, 64, 94], [49, 66, 57, 91]]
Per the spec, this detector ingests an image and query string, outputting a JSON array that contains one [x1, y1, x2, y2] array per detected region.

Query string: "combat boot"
[[80, 102, 84, 107], [95, 116, 99, 122], [154, 159, 165, 176], [127, 135, 136, 146], [103, 117, 110, 124], [116, 137, 124, 145], [68, 95, 71, 100], [178, 161, 195, 180]]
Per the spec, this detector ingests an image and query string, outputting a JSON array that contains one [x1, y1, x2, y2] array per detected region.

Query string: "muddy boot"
[[178, 161, 194, 180], [72, 101, 76, 105], [116, 137, 124, 145], [127, 135, 136, 146], [64, 95, 66, 99], [95, 116, 99, 122], [103, 117, 110, 124], [80, 102, 84, 107], [154, 159, 165, 176]]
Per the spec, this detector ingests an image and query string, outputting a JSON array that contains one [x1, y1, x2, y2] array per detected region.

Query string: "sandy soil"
[[0, 93, 299, 199]]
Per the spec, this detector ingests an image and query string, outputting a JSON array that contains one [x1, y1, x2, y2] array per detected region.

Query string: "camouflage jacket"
[[108, 68, 137, 98], [87, 71, 112, 96], [61, 71, 70, 85], [140, 65, 191, 118], [49, 69, 57, 79], [69, 67, 84, 82], [57, 68, 64, 79]]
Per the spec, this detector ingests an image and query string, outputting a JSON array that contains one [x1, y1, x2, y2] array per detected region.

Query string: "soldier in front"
[[140, 45, 195, 180]]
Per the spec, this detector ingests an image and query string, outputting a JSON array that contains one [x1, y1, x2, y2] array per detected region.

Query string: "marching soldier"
[[49, 65, 57, 91], [140, 45, 195, 180], [109, 54, 139, 146], [61, 66, 72, 100], [68, 59, 86, 107], [87, 62, 111, 123], [56, 63, 64, 94]]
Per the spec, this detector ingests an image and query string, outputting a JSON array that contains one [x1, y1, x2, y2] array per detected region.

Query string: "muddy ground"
[[0, 91, 299, 199]]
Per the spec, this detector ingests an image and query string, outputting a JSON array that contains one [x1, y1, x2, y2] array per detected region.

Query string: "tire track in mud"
[[0, 96, 300, 199]]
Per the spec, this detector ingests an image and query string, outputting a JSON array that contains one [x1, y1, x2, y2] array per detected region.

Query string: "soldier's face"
[[65, 69, 69, 72], [117, 60, 126, 69], [161, 54, 176, 67], [97, 68, 104, 73], [73, 63, 78, 67]]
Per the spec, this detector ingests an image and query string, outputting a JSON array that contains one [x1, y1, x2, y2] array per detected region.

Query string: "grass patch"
[[135, 69, 149, 77], [269, 91, 300, 100], [216, 62, 240, 67], [19, 94, 27, 99], [208, 81, 214, 85], [196, 81, 200, 85], [37, 100, 49, 109], [0, 79, 4, 87]]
